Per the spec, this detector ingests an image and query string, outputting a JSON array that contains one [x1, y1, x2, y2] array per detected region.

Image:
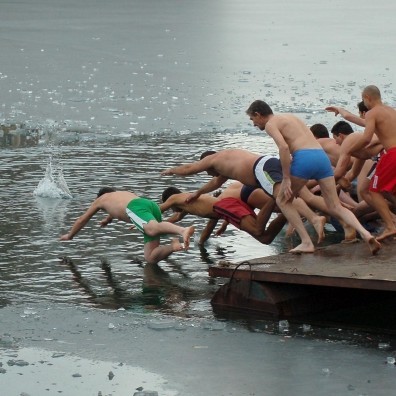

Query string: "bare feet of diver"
[[289, 242, 315, 254], [366, 237, 381, 255], [376, 228, 396, 242], [171, 238, 184, 252]]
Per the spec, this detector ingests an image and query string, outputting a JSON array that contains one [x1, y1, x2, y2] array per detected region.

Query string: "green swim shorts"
[[126, 198, 162, 243]]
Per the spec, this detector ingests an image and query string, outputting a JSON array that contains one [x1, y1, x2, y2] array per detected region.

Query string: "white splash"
[[33, 156, 73, 199]]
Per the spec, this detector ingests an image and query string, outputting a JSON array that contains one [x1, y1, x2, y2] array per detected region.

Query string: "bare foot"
[[182, 226, 195, 250], [312, 215, 326, 244], [376, 229, 396, 242], [171, 238, 184, 252], [290, 242, 315, 254], [341, 238, 360, 244], [339, 220, 356, 241], [366, 237, 381, 255]]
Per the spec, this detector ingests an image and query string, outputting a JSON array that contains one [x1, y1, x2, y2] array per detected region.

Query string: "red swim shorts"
[[370, 147, 396, 194], [213, 197, 256, 228]]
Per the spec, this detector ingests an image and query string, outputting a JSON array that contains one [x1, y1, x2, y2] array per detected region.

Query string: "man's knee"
[[143, 220, 159, 236]]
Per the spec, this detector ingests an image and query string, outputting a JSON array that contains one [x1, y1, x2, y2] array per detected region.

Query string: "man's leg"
[[292, 197, 327, 244], [144, 220, 195, 250], [318, 177, 380, 254], [240, 213, 287, 244], [276, 177, 315, 253], [143, 239, 184, 265], [298, 186, 357, 241], [368, 191, 396, 241]]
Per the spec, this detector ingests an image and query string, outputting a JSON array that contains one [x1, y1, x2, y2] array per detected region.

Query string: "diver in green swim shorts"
[[60, 187, 195, 265]]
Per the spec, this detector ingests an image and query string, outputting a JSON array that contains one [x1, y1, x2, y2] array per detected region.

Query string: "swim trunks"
[[370, 147, 396, 194], [240, 185, 258, 204], [291, 149, 334, 180], [213, 197, 256, 229], [253, 156, 283, 197], [126, 198, 162, 243]]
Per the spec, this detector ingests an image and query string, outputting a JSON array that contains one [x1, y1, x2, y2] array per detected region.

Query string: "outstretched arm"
[[164, 211, 187, 223], [325, 106, 365, 127], [100, 215, 113, 227], [186, 175, 229, 203], [162, 157, 213, 176], [60, 202, 100, 240], [199, 218, 219, 245]]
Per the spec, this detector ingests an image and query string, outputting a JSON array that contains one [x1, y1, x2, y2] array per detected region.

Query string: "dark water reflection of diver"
[[60, 256, 194, 313]]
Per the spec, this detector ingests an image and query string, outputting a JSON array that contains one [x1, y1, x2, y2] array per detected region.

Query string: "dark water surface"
[[0, 130, 286, 312]]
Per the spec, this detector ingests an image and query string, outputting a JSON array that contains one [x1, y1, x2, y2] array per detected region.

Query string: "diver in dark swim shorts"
[[253, 155, 283, 197]]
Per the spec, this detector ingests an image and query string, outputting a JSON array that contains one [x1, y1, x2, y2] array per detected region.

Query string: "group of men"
[[60, 84, 396, 264]]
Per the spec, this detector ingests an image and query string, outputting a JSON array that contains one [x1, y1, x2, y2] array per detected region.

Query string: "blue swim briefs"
[[291, 149, 334, 180]]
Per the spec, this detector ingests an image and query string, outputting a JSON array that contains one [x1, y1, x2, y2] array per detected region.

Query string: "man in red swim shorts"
[[160, 185, 286, 246], [348, 85, 396, 241]]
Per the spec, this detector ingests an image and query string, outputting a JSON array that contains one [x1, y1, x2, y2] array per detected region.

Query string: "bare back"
[[268, 114, 322, 153], [98, 191, 138, 222], [166, 192, 219, 218], [343, 133, 383, 159], [210, 149, 261, 185], [317, 138, 340, 166], [369, 105, 396, 150]]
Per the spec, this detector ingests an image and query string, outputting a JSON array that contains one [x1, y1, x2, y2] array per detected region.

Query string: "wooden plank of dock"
[[209, 239, 396, 292]]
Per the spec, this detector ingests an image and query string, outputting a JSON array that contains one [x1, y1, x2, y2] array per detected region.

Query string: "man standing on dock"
[[341, 85, 396, 242], [245, 99, 381, 255]]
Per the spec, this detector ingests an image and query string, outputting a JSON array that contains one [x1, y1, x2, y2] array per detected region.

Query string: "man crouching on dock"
[[60, 187, 195, 265]]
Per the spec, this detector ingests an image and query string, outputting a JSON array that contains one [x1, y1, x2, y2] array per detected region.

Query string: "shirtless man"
[[60, 187, 195, 265], [207, 181, 326, 245], [246, 99, 380, 255], [161, 149, 283, 234], [344, 85, 396, 241], [160, 185, 287, 245], [161, 149, 327, 241]]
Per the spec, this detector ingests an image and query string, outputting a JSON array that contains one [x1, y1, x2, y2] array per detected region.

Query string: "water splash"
[[33, 155, 73, 199]]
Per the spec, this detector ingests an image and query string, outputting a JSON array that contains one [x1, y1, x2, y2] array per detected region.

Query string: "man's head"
[[331, 121, 354, 145], [310, 123, 329, 139], [246, 100, 273, 130], [162, 186, 182, 203], [200, 150, 216, 160], [200, 150, 219, 177], [97, 187, 116, 197], [357, 101, 368, 119], [362, 85, 381, 110]]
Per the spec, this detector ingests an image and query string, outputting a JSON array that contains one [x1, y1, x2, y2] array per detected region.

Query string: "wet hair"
[[357, 101, 368, 113], [162, 186, 182, 203], [331, 121, 354, 136], [310, 123, 329, 139], [200, 150, 217, 160], [97, 187, 116, 197], [245, 100, 273, 116]]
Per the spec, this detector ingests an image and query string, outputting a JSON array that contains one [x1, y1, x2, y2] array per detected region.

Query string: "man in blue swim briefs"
[[246, 99, 381, 255], [60, 187, 195, 265]]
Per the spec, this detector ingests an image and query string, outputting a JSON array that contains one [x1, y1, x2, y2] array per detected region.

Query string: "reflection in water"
[[61, 256, 196, 315]]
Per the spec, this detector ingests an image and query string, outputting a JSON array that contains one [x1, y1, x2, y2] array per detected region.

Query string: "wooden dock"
[[208, 239, 396, 322]]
